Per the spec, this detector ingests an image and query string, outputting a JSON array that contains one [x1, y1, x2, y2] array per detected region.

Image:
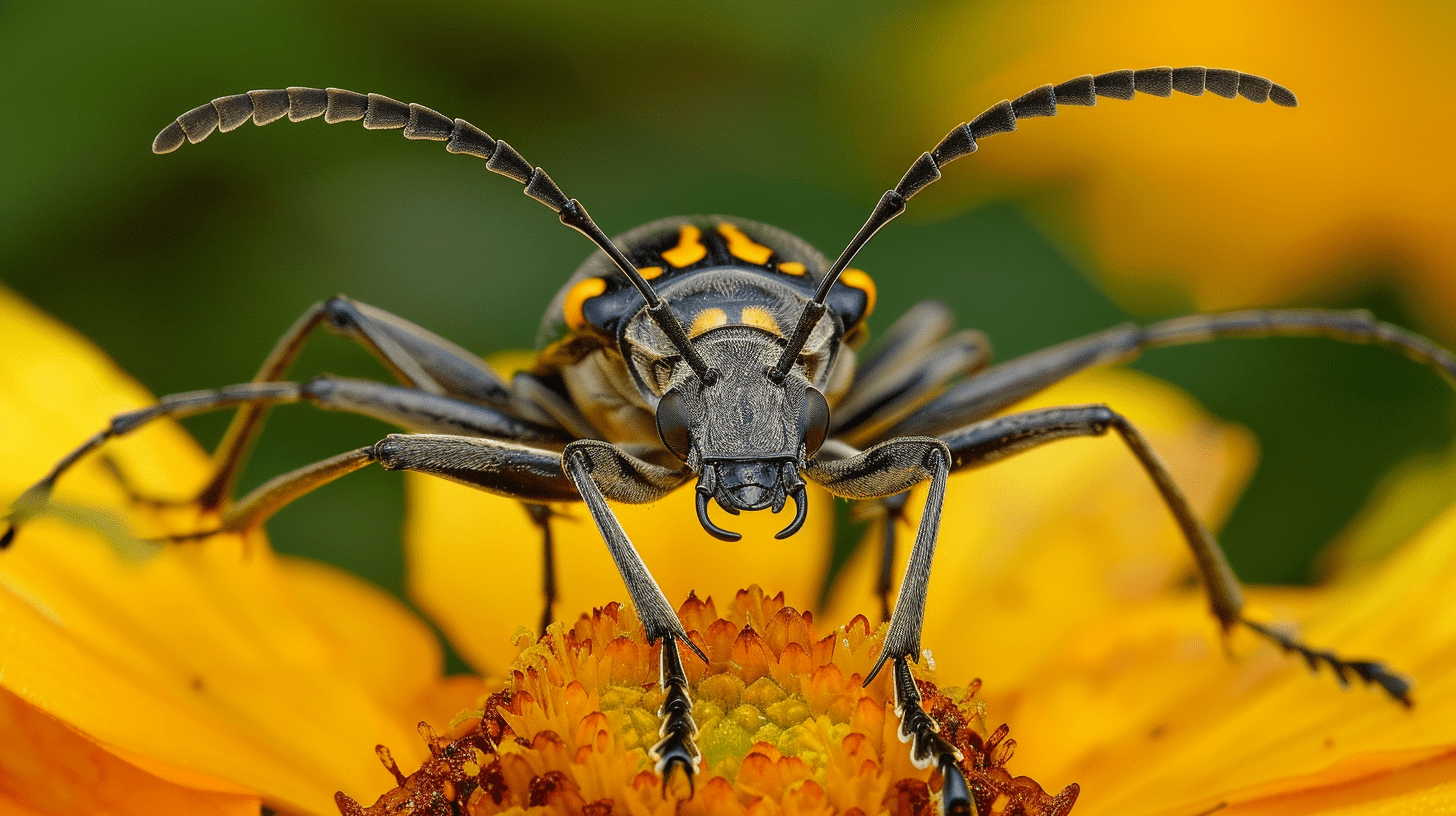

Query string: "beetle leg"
[[803, 437, 951, 681], [198, 295, 560, 510], [831, 302, 990, 447], [2, 377, 570, 547], [847, 491, 913, 622], [805, 438, 961, 814], [871, 492, 912, 622], [561, 442, 699, 648], [890, 308, 1456, 440], [523, 502, 559, 635], [560, 442, 708, 794], [925, 405, 1409, 704], [891, 654, 972, 816], [651, 633, 701, 797]]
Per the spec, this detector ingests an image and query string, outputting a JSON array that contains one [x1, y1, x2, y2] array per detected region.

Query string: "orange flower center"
[[336, 587, 1078, 816]]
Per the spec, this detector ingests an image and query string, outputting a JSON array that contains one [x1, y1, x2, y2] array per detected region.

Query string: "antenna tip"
[[152, 122, 186, 154], [1269, 83, 1298, 108]]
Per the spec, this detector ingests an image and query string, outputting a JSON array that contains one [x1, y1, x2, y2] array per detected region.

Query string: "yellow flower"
[[3, 284, 1455, 815], [332, 587, 1077, 816]]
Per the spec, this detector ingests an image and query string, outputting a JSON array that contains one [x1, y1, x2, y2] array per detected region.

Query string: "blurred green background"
[[4, 1, 1454, 629]]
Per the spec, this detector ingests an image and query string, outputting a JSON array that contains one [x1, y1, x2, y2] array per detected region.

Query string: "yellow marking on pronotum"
[[563, 277, 608, 332], [639, 265, 664, 281], [717, 223, 773, 265], [840, 268, 877, 320], [688, 308, 728, 338], [661, 225, 707, 268], [740, 306, 782, 336], [778, 261, 807, 276]]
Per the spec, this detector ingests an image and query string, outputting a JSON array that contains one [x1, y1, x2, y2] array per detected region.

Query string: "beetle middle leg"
[[195, 295, 555, 511], [808, 402, 1415, 816], [833, 300, 991, 619], [2, 375, 566, 545], [863, 306, 1456, 619], [523, 502, 559, 634]]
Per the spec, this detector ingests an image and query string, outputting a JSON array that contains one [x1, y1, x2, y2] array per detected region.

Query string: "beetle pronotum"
[[7, 66, 1452, 813]]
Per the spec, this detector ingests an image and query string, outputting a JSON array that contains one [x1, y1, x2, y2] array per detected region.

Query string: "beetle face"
[[653, 329, 830, 541]]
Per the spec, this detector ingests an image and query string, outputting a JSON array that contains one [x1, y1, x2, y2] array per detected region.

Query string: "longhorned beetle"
[[7, 67, 1454, 812]]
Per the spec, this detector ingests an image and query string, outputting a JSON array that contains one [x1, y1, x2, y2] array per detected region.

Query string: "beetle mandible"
[[7, 66, 1455, 813]]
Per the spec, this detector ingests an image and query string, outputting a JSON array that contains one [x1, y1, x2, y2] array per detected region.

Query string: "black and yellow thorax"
[[536, 215, 876, 447]]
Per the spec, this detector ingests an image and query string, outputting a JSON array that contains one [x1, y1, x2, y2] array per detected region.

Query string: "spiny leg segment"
[[891, 655, 972, 816], [651, 635, 701, 795]]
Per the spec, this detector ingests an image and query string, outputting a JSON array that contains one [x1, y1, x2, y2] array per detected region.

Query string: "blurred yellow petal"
[[0, 688, 260, 815], [903, 2, 1456, 329], [990, 499, 1456, 815], [0, 287, 453, 813], [405, 355, 836, 673], [825, 367, 1255, 689]]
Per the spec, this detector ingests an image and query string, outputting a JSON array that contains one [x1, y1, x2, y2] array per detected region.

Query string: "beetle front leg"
[[804, 438, 971, 814], [561, 441, 707, 794], [199, 295, 549, 510], [805, 437, 952, 680]]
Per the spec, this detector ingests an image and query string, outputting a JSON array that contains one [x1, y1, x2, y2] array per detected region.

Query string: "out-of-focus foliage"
[[2, 0, 1451, 610]]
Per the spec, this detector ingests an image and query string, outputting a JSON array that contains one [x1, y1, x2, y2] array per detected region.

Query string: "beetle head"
[[653, 330, 830, 542]]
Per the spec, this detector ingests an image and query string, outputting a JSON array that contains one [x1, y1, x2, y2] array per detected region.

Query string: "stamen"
[[334, 587, 1077, 815]]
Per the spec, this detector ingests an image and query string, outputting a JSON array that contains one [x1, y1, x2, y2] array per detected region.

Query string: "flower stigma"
[[335, 586, 1079, 816]]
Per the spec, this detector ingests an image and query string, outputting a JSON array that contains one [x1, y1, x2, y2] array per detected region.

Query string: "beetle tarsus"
[[650, 635, 700, 798], [1241, 618, 1413, 706], [940, 756, 973, 816], [888, 655, 967, 814]]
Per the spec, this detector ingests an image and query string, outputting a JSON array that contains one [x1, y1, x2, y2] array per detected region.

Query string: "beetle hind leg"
[[1240, 618, 1412, 706]]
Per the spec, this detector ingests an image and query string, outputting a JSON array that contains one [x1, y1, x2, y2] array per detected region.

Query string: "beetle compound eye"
[[799, 387, 830, 457], [655, 389, 693, 460]]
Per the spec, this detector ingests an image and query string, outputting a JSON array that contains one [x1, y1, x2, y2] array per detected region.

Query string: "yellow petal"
[[824, 366, 1256, 689], [0, 287, 450, 813], [406, 474, 834, 674], [0, 688, 260, 815], [1218, 750, 1456, 816], [995, 498, 1456, 815]]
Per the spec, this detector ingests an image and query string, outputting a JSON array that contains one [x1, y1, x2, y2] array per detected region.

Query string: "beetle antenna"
[[154, 88, 716, 384], [768, 66, 1296, 382]]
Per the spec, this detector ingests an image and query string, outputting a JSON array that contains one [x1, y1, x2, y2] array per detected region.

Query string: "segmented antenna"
[[768, 67, 1297, 382], [154, 88, 716, 383]]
